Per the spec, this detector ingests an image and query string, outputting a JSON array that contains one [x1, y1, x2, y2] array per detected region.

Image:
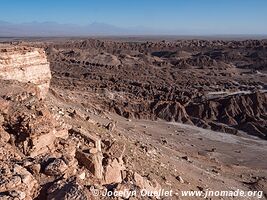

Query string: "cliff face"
[[0, 45, 51, 98], [186, 92, 267, 139]]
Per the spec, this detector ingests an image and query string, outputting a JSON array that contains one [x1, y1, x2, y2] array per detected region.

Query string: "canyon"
[[0, 39, 266, 199]]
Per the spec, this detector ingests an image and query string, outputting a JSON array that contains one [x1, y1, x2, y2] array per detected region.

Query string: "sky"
[[0, 0, 267, 35]]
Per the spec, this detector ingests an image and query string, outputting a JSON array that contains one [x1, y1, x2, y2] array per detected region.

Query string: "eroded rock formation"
[[1, 39, 267, 199], [38, 39, 267, 139], [0, 46, 161, 199], [0, 45, 51, 98], [186, 92, 267, 139]]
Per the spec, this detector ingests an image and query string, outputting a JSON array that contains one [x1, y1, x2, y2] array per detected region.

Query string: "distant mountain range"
[[1, 21, 267, 38], [0, 21, 170, 37]]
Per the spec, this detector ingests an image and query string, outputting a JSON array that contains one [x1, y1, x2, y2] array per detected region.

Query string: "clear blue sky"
[[1, 0, 267, 34]]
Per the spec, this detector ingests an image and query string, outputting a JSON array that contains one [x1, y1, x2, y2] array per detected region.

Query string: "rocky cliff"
[[0, 45, 51, 98], [0, 46, 161, 200], [186, 92, 267, 139]]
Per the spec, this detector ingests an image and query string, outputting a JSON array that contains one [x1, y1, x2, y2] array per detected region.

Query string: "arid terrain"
[[0, 38, 267, 200]]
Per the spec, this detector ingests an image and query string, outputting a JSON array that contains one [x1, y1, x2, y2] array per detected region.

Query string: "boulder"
[[103, 158, 125, 185], [76, 149, 103, 180], [29, 131, 57, 157], [105, 121, 117, 131], [0, 127, 10, 143], [0, 143, 22, 161], [2, 88, 67, 157], [133, 172, 161, 193]]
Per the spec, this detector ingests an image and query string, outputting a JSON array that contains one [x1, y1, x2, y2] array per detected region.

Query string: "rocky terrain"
[[0, 39, 266, 200], [0, 45, 166, 200], [32, 39, 267, 139]]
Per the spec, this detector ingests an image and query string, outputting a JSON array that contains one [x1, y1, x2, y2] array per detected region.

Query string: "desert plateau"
[[0, 37, 266, 200]]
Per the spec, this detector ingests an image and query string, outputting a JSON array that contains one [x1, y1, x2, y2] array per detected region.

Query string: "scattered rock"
[[181, 156, 189, 161], [44, 158, 68, 176], [47, 178, 90, 200], [107, 140, 126, 159], [176, 175, 184, 183], [0, 163, 39, 199], [0, 127, 10, 143], [105, 121, 117, 131], [133, 172, 161, 192], [27, 163, 41, 175]]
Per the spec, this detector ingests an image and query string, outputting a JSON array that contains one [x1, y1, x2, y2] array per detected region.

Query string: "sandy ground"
[[40, 82, 267, 200], [86, 111, 267, 199]]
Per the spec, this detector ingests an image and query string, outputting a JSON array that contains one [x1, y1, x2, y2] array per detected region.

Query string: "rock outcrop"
[[186, 92, 267, 139], [2, 39, 266, 199], [0, 76, 156, 199], [0, 45, 51, 98], [43, 39, 267, 140]]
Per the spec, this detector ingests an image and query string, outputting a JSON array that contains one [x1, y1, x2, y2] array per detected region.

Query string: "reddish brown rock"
[[0, 163, 39, 200], [107, 140, 126, 159], [186, 92, 267, 138], [47, 178, 90, 200], [133, 172, 161, 192], [103, 158, 125, 185], [0, 143, 22, 161], [0, 127, 10, 143], [152, 101, 193, 124], [44, 158, 68, 176], [76, 149, 103, 180]]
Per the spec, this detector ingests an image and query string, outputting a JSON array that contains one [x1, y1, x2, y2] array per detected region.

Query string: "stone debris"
[[253, 178, 267, 197], [29, 131, 57, 157], [70, 127, 101, 152], [0, 45, 172, 199], [0, 82, 69, 158], [44, 158, 68, 176], [47, 178, 90, 200], [133, 172, 161, 193], [5, 102, 64, 157], [107, 140, 126, 159], [0, 127, 10, 143], [176, 175, 184, 183], [55, 129, 69, 140], [27, 163, 41, 175], [0, 163, 39, 200], [0, 137, 22, 161]]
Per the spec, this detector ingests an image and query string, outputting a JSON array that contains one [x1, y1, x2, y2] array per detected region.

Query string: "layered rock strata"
[[0, 45, 51, 98]]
